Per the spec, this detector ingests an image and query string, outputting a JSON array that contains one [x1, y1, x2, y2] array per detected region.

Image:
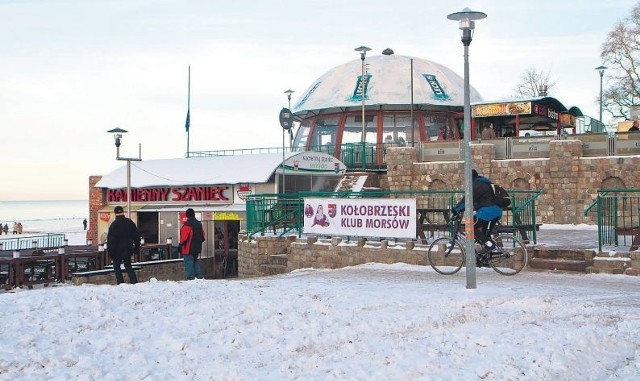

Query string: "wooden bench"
[[616, 227, 640, 251], [417, 221, 540, 243]]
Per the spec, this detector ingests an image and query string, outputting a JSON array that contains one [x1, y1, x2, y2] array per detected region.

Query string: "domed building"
[[291, 49, 483, 158]]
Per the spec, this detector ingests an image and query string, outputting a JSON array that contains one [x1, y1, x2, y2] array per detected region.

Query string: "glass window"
[[293, 122, 310, 149], [382, 114, 413, 146], [425, 114, 449, 141], [309, 117, 340, 153], [344, 114, 376, 144]]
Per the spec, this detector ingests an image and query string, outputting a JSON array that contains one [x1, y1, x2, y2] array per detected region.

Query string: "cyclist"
[[452, 169, 503, 267]]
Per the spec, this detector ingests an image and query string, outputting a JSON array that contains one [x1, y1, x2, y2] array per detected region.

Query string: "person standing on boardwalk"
[[179, 208, 205, 280], [2, 224, 7, 235], [83, 219, 87, 230], [107, 205, 139, 284]]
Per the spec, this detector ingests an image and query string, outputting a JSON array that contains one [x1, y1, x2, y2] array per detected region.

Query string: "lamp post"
[[595, 65, 607, 124], [354, 46, 371, 143], [107, 127, 142, 219], [448, 7, 486, 289], [282, 89, 294, 194], [284, 89, 294, 150]]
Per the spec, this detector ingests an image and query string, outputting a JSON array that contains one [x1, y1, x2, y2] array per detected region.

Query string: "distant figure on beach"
[[83, 219, 88, 230], [12, 222, 18, 234], [17, 222, 23, 234], [2, 224, 7, 235]]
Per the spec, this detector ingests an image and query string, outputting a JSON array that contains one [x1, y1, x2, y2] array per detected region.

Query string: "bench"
[[417, 221, 540, 243], [616, 227, 640, 251]]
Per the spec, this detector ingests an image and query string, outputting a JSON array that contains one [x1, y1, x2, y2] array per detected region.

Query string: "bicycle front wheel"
[[488, 234, 528, 276], [427, 237, 465, 275]]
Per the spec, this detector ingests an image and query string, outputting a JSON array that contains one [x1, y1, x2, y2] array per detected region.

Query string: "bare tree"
[[600, 2, 640, 120], [511, 67, 557, 98]]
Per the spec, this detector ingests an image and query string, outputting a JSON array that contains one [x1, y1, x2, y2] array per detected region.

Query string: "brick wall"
[[88, 176, 105, 245], [386, 140, 640, 224]]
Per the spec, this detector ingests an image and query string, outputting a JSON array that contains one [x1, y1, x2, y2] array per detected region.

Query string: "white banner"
[[303, 198, 416, 239]]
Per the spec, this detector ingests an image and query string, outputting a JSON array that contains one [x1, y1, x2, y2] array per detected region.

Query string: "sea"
[[0, 200, 88, 245]]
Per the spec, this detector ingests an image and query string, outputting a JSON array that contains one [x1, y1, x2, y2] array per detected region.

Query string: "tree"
[[511, 67, 557, 98], [600, 2, 640, 120]]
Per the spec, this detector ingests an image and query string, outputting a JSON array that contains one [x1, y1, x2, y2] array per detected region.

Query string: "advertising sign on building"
[[303, 198, 416, 239], [277, 152, 347, 175]]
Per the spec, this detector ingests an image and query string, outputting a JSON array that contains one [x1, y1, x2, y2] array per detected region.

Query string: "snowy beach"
[[0, 263, 638, 380], [0, 204, 637, 379]]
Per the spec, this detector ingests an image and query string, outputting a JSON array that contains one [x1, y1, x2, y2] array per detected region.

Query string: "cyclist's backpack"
[[491, 183, 511, 209]]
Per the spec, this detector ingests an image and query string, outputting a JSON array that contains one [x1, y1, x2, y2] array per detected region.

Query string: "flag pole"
[[186, 65, 191, 158]]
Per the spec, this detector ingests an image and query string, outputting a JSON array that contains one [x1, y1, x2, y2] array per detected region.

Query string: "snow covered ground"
[[1, 262, 638, 380]]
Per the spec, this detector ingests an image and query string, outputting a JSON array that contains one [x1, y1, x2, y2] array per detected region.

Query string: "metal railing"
[[0, 233, 66, 251], [188, 132, 640, 171], [584, 189, 640, 252], [246, 189, 542, 242]]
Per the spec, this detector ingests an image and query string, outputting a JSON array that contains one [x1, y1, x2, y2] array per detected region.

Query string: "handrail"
[[188, 133, 640, 167], [584, 189, 640, 251], [0, 233, 66, 251], [246, 189, 541, 242]]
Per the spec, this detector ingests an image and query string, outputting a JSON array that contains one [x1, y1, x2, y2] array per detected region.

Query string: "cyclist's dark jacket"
[[454, 176, 503, 221]]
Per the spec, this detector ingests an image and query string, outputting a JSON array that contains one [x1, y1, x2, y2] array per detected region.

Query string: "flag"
[[185, 109, 190, 132]]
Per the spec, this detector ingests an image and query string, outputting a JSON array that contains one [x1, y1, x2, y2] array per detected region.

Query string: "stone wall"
[[237, 234, 296, 278], [71, 257, 217, 285], [386, 140, 640, 224], [286, 237, 426, 270]]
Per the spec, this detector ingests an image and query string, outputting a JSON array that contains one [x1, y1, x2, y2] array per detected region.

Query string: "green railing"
[[584, 189, 640, 252], [246, 189, 542, 242], [0, 233, 66, 251], [188, 142, 408, 171]]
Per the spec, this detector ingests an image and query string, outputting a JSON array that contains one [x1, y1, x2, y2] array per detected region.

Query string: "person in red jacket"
[[179, 208, 205, 279]]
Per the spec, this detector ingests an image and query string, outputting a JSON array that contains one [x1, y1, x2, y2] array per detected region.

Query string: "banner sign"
[[277, 152, 347, 175], [303, 198, 416, 238], [106, 186, 231, 203], [423, 74, 450, 101], [472, 102, 532, 117]]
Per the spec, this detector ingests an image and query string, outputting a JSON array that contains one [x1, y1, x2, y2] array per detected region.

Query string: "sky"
[[0, 0, 637, 201]]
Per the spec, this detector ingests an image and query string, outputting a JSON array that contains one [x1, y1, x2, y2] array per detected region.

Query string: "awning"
[[95, 151, 346, 189]]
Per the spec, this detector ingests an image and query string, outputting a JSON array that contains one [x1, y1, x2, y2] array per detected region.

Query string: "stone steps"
[[529, 258, 588, 272], [529, 247, 591, 272], [258, 254, 289, 276], [586, 252, 633, 275], [259, 264, 288, 276]]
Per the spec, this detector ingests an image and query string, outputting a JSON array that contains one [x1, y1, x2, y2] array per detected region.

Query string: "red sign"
[[106, 186, 230, 203]]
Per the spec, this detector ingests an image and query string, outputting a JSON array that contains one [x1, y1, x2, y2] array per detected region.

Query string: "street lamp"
[[595, 65, 607, 123], [354, 45, 371, 143], [281, 89, 295, 194], [448, 7, 486, 289], [107, 127, 142, 219], [284, 89, 295, 150]]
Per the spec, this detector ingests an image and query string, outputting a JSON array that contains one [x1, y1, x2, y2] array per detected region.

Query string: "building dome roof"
[[292, 53, 484, 117]]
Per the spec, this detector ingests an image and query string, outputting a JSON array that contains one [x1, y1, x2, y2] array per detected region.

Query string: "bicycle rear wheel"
[[427, 237, 465, 275], [488, 234, 528, 276]]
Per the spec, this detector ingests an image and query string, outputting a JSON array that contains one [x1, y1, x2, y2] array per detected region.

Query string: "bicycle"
[[427, 213, 528, 276]]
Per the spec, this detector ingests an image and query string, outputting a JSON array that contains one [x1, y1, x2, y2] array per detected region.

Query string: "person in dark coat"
[[179, 208, 205, 280], [107, 206, 139, 284], [453, 169, 504, 266]]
